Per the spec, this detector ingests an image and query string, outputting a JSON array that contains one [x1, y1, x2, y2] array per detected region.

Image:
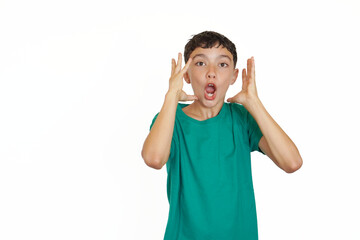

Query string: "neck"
[[187, 100, 224, 120]]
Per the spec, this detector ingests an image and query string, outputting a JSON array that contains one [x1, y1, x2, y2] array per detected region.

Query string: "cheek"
[[221, 72, 236, 84], [188, 70, 204, 85], [221, 70, 234, 78], [189, 68, 204, 78]]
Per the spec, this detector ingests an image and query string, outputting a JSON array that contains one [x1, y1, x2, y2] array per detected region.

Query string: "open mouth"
[[204, 83, 216, 100]]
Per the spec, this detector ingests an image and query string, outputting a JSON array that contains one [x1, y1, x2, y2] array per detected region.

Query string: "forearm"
[[244, 97, 302, 172], [142, 91, 178, 169]]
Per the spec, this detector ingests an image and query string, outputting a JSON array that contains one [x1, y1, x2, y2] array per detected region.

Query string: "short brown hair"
[[184, 31, 237, 67]]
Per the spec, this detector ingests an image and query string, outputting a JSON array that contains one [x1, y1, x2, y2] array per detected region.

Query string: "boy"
[[142, 31, 302, 240]]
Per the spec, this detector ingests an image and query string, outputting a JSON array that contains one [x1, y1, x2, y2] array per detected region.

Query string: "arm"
[[142, 92, 178, 169], [247, 98, 303, 173], [141, 53, 197, 170], [227, 56, 303, 173]]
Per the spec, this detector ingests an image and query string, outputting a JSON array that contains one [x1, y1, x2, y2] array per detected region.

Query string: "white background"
[[1, 0, 359, 239]]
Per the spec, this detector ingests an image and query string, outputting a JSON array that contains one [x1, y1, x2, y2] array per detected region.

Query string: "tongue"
[[205, 86, 215, 93]]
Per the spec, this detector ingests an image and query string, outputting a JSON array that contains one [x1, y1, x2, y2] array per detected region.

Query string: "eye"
[[219, 63, 228, 67], [195, 61, 205, 66]]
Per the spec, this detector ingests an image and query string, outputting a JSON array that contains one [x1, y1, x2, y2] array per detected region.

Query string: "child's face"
[[184, 46, 239, 107]]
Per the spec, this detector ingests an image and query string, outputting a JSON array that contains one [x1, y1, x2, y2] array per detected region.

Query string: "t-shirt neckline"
[[177, 102, 228, 125]]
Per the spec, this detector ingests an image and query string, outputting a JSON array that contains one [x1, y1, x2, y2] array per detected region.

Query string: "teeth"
[[207, 92, 214, 97], [209, 84, 214, 87]]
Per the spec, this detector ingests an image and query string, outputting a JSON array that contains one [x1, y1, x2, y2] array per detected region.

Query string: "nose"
[[207, 65, 216, 79]]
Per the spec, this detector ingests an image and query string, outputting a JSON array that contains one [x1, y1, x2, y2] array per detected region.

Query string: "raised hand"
[[227, 56, 259, 107], [168, 53, 198, 102]]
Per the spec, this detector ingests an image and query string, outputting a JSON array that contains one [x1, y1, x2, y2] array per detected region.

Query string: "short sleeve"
[[246, 110, 265, 155], [150, 112, 160, 131], [149, 112, 177, 165]]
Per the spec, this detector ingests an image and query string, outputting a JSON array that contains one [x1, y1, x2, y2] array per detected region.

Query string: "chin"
[[200, 96, 224, 108]]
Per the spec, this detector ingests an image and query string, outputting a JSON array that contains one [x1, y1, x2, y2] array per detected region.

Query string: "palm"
[[168, 53, 198, 102], [227, 57, 259, 106]]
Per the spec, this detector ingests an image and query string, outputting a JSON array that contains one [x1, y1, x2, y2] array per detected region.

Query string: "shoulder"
[[227, 102, 248, 116], [225, 102, 248, 125], [227, 102, 255, 127]]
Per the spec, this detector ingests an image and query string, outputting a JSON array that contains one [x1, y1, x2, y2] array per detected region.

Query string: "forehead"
[[189, 46, 233, 61]]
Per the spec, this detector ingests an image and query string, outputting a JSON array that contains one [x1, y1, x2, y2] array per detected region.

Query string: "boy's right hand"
[[168, 53, 198, 102]]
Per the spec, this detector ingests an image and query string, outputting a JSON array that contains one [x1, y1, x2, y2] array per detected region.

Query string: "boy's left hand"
[[227, 56, 260, 107]]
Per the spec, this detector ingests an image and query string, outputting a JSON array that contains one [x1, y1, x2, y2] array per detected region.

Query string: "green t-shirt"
[[150, 102, 265, 240]]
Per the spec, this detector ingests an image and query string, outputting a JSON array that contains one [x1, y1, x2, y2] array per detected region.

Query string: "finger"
[[247, 58, 251, 79], [241, 68, 246, 90], [248, 57, 254, 80], [171, 58, 175, 75], [181, 57, 192, 74], [252, 57, 255, 79], [242, 68, 246, 81], [175, 53, 182, 73]]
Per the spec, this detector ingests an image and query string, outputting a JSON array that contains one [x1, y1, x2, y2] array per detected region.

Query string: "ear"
[[184, 72, 191, 84], [230, 68, 239, 85]]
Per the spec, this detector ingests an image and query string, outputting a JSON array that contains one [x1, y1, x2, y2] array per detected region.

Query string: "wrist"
[[243, 96, 262, 112], [166, 89, 181, 102]]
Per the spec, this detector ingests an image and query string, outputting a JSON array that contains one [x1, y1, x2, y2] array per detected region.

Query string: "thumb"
[[227, 97, 234, 102], [179, 90, 198, 102], [185, 94, 198, 101]]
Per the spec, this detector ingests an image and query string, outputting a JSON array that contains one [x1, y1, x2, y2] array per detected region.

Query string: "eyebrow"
[[192, 53, 232, 61]]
